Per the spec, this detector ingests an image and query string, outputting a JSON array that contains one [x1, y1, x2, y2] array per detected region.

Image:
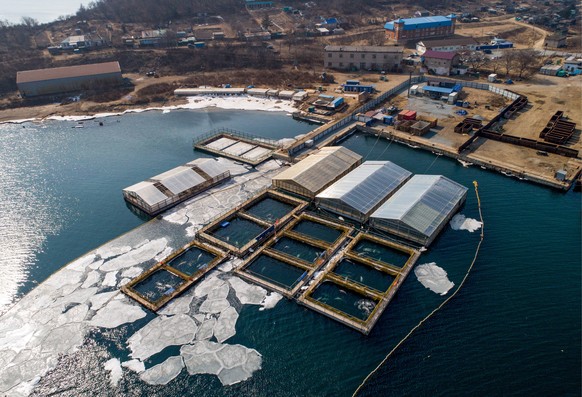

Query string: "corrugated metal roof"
[[385, 16, 453, 31], [316, 161, 412, 215], [371, 175, 467, 237], [423, 50, 458, 60], [16, 61, 121, 84], [273, 146, 362, 195]]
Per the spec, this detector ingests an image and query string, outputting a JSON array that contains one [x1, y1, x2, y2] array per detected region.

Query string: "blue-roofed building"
[[384, 15, 456, 43]]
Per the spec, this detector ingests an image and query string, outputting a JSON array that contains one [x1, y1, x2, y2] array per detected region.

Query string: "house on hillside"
[[422, 50, 465, 75], [544, 34, 567, 49], [60, 34, 105, 50]]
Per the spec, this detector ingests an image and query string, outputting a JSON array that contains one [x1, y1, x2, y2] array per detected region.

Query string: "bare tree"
[[20, 16, 39, 28], [460, 50, 490, 72], [502, 50, 516, 77], [514, 49, 541, 79]]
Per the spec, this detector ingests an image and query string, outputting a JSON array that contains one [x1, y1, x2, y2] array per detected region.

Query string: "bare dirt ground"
[[455, 17, 549, 48], [502, 75, 582, 151]]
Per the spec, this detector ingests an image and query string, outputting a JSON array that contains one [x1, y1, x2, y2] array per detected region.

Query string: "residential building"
[[324, 45, 403, 72], [17, 61, 123, 97], [384, 15, 456, 43], [60, 34, 105, 50], [563, 56, 582, 74], [416, 36, 479, 55], [245, 0, 273, 9], [544, 34, 567, 49], [422, 50, 464, 75]]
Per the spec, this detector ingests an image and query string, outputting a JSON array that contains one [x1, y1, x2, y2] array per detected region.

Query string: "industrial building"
[[384, 15, 456, 43], [272, 146, 362, 198], [123, 158, 230, 216], [370, 175, 468, 246], [416, 36, 479, 55], [324, 45, 403, 72], [16, 61, 122, 97], [316, 161, 412, 223]]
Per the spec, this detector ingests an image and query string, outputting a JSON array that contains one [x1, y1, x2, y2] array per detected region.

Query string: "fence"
[[193, 127, 279, 148]]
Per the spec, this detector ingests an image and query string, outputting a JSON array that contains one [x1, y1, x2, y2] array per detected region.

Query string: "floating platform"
[[122, 158, 231, 216], [235, 213, 352, 298], [197, 189, 309, 257], [297, 232, 420, 334], [121, 241, 227, 312], [193, 128, 278, 166]]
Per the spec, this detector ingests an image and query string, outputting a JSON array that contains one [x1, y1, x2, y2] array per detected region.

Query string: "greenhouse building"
[[123, 158, 230, 216], [369, 175, 468, 246], [272, 146, 362, 198], [315, 161, 412, 223]]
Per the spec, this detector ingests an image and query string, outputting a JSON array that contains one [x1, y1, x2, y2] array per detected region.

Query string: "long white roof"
[[316, 161, 411, 215], [371, 175, 467, 237], [273, 146, 362, 195]]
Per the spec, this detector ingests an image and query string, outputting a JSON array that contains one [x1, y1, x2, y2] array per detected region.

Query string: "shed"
[[555, 169, 567, 181], [279, 90, 296, 99], [17, 61, 122, 97], [292, 91, 308, 101], [272, 146, 362, 198], [246, 88, 269, 97], [410, 120, 431, 136], [370, 175, 468, 246], [123, 158, 230, 216], [316, 161, 412, 222], [398, 110, 417, 120]]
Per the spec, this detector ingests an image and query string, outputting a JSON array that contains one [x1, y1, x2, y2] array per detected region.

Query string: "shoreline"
[[0, 95, 299, 125]]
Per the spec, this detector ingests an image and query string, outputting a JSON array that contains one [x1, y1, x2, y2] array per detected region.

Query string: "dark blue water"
[[2, 113, 580, 396]]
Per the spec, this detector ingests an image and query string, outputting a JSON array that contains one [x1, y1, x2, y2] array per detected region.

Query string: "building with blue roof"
[[385, 15, 456, 43]]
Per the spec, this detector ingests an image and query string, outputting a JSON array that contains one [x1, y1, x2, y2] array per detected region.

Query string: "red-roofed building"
[[422, 50, 463, 75], [16, 61, 123, 97]]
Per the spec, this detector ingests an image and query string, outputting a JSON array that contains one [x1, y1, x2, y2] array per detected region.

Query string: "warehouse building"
[[272, 146, 362, 198], [324, 45, 403, 72], [16, 61, 123, 97], [123, 158, 230, 216], [370, 175, 468, 246], [384, 15, 456, 43], [316, 161, 412, 223]]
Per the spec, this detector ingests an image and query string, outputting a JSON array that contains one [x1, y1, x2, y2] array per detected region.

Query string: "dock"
[[193, 128, 279, 166]]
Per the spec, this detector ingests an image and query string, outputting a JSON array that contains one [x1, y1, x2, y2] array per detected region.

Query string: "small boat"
[[480, 166, 487, 170]]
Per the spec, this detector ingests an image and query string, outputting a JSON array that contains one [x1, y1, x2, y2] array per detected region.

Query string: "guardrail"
[[193, 127, 279, 148]]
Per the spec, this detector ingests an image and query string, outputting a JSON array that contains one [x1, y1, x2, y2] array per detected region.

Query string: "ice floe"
[[102, 271, 118, 287], [414, 263, 455, 295], [259, 292, 283, 311], [100, 238, 168, 272], [213, 306, 239, 343], [128, 314, 197, 361], [228, 277, 267, 305], [95, 245, 132, 260], [81, 271, 101, 289], [139, 356, 184, 385], [450, 214, 483, 233], [121, 359, 145, 374], [181, 341, 262, 386], [90, 300, 147, 329], [158, 292, 195, 316], [104, 358, 123, 387]]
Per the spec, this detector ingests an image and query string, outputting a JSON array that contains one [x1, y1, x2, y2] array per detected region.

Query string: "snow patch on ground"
[[450, 214, 483, 233], [415, 263, 455, 295]]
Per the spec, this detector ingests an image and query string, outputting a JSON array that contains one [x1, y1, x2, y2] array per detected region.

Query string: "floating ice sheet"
[[227, 277, 267, 305], [90, 300, 147, 329], [415, 263, 455, 295], [259, 292, 283, 311], [213, 306, 239, 343], [128, 314, 197, 361], [139, 356, 184, 385], [450, 214, 483, 233], [121, 359, 145, 374], [181, 341, 262, 386], [100, 238, 168, 272], [104, 358, 122, 387]]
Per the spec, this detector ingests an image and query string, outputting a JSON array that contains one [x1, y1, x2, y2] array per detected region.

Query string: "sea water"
[[0, 111, 579, 396]]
